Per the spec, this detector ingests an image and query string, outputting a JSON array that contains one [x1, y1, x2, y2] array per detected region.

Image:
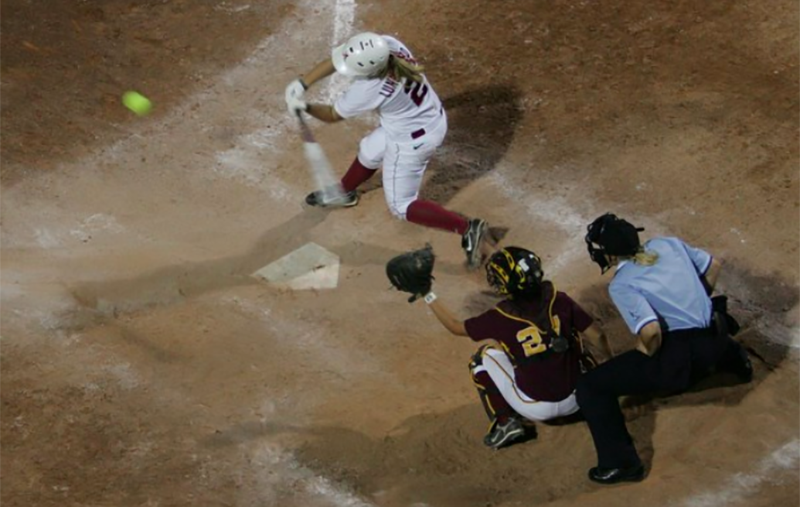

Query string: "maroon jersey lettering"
[[403, 80, 429, 107], [379, 77, 399, 98]]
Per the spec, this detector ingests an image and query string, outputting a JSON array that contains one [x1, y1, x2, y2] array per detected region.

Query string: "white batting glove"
[[285, 78, 307, 102], [287, 96, 308, 115]]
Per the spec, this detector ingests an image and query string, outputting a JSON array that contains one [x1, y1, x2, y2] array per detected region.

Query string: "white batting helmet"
[[331, 32, 390, 78]]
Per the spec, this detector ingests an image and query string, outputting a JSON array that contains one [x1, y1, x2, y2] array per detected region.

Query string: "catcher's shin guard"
[[476, 383, 497, 422], [469, 345, 514, 423]]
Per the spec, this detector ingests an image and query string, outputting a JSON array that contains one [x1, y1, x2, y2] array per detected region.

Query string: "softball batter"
[[284, 32, 490, 268]]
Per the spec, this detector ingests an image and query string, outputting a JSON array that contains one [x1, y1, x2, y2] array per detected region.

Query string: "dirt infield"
[[2, 0, 798, 506]]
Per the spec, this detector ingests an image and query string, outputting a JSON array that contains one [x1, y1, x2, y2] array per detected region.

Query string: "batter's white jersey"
[[333, 36, 443, 141]]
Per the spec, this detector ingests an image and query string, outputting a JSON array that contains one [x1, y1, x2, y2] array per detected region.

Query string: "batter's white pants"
[[356, 111, 448, 219], [472, 347, 580, 422]]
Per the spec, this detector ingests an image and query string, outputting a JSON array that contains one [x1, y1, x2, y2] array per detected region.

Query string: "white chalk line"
[[679, 438, 800, 507], [15, 1, 797, 504], [176, 1, 371, 504], [4, 1, 375, 506], [754, 313, 800, 350], [211, 0, 359, 197], [326, 0, 357, 103], [245, 442, 377, 507], [218, 294, 385, 379], [488, 164, 800, 350], [211, 2, 373, 506], [487, 167, 589, 274]]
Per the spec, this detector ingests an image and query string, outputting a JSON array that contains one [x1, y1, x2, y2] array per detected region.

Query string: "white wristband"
[[424, 292, 437, 304]]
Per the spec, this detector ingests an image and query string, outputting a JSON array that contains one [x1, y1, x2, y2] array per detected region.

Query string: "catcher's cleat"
[[483, 417, 525, 450], [462, 218, 488, 269], [305, 190, 359, 208]]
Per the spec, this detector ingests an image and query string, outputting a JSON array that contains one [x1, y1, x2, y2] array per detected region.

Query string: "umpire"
[[576, 213, 753, 484]]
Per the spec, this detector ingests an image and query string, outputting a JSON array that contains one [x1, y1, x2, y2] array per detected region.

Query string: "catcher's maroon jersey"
[[464, 290, 593, 402]]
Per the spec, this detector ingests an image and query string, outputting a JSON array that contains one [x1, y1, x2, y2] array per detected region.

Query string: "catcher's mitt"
[[386, 244, 435, 302]]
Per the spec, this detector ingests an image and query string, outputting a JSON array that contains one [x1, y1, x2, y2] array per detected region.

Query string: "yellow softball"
[[122, 90, 152, 116]]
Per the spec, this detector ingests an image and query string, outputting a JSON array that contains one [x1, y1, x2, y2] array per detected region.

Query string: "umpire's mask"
[[585, 213, 644, 273]]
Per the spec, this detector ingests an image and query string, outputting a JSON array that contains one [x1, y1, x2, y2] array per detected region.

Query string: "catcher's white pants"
[[473, 347, 580, 422], [357, 110, 448, 219]]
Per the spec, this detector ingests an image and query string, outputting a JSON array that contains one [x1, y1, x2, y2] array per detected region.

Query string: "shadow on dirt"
[[422, 85, 525, 206], [203, 337, 791, 507], [184, 259, 796, 507], [66, 86, 525, 319], [67, 207, 471, 320], [355, 84, 524, 210], [68, 208, 332, 314], [203, 403, 598, 507]]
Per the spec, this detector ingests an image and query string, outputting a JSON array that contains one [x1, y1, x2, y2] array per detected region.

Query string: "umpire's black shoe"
[[720, 342, 753, 383], [588, 465, 645, 484], [305, 190, 359, 208], [734, 346, 754, 383]]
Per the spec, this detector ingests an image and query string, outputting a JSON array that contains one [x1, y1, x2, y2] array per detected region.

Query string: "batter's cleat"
[[588, 464, 645, 485], [483, 417, 525, 450], [462, 218, 488, 269], [305, 190, 359, 208]]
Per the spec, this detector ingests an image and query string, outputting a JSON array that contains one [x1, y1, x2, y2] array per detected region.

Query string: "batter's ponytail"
[[377, 55, 425, 83]]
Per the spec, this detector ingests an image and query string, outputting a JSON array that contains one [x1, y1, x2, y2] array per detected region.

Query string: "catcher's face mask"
[[585, 213, 644, 274]]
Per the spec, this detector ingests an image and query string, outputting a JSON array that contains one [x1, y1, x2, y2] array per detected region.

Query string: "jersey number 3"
[[404, 80, 429, 107]]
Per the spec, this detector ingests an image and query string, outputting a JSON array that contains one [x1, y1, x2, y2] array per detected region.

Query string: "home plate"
[[252, 242, 340, 290]]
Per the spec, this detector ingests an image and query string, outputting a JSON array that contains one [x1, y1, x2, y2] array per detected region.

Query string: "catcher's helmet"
[[485, 247, 544, 296], [331, 32, 390, 78], [585, 213, 644, 273]]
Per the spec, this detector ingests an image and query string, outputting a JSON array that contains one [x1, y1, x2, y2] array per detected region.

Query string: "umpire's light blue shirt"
[[609, 237, 713, 334]]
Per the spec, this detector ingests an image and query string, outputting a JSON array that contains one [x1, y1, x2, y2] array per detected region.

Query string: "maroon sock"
[[406, 199, 469, 235], [340, 157, 377, 193]]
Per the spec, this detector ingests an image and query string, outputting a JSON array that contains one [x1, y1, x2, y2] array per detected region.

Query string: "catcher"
[[387, 245, 614, 449]]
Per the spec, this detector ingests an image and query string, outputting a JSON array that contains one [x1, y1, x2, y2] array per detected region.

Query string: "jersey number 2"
[[516, 326, 547, 357], [404, 80, 429, 106]]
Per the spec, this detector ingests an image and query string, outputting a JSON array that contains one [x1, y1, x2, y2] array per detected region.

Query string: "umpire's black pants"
[[575, 324, 746, 469]]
